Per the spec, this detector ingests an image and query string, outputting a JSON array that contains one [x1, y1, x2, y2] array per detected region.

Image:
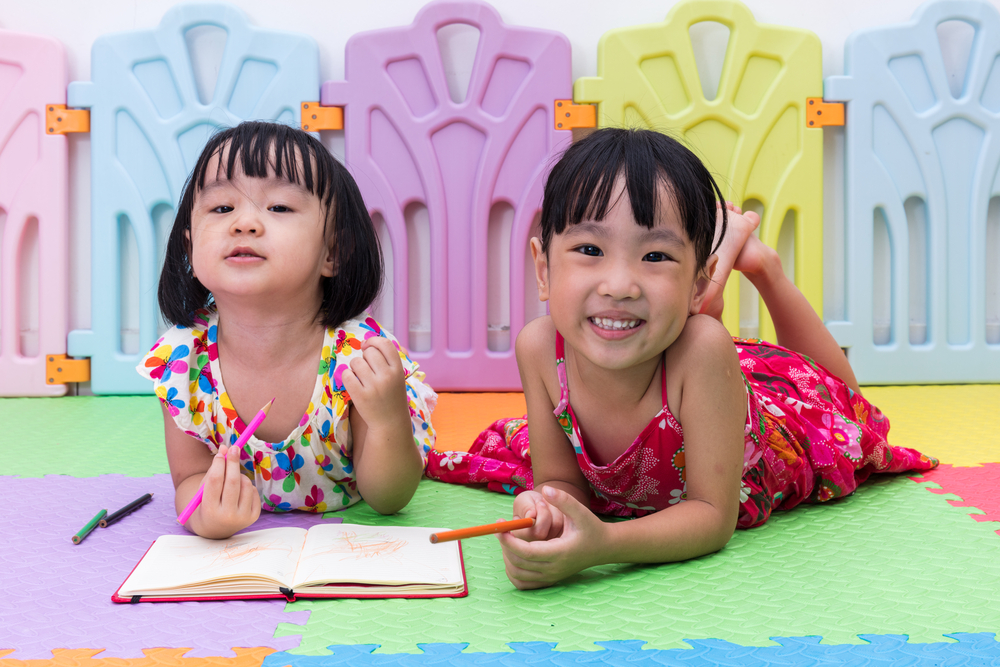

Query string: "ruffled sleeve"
[[135, 309, 220, 449], [320, 315, 437, 463]]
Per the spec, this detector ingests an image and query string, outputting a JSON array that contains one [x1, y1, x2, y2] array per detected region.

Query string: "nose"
[[597, 259, 641, 300], [230, 207, 263, 236]]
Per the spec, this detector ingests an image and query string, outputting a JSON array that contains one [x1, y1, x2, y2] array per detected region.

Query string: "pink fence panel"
[[0, 31, 68, 396], [323, 0, 572, 390]]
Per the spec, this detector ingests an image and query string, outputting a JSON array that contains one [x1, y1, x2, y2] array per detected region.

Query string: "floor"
[[1, 386, 999, 666]]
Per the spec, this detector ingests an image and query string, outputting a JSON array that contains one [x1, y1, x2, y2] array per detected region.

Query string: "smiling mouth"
[[589, 317, 643, 331]]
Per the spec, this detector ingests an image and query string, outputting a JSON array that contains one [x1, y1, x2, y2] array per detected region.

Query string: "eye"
[[211, 205, 233, 214], [269, 205, 291, 213], [576, 245, 602, 257], [643, 251, 672, 262]]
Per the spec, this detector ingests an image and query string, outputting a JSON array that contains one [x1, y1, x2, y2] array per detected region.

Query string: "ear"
[[530, 237, 550, 302], [321, 245, 336, 278], [689, 253, 718, 315], [321, 221, 338, 278]]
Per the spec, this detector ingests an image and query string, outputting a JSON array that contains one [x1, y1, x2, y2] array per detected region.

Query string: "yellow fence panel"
[[575, 0, 824, 341]]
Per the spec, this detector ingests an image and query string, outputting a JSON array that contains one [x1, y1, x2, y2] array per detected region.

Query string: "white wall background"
[[2, 0, 998, 365]]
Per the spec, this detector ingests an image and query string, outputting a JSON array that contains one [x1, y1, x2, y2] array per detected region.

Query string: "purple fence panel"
[[323, 0, 572, 390]]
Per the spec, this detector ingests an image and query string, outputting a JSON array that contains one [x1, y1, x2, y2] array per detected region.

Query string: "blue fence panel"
[[825, 0, 1000, 383], [67, 3, 318, 394]]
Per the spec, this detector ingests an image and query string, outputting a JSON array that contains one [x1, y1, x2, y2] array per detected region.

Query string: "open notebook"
[[113, 524, 466, 602]]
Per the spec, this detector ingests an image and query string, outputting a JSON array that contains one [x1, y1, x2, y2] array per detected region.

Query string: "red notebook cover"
[[112, 538, 468, 603]]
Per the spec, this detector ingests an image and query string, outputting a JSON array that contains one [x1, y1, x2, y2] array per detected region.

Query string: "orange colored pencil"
[[429, 518, 535, 543]]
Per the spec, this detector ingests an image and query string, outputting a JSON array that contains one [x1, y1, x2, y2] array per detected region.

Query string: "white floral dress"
[[136, 307, 437, 513]]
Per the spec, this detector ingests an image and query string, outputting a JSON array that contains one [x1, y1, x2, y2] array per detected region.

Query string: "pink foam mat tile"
[[909, 463, 1000, 528], [0, 474, 340, 659]]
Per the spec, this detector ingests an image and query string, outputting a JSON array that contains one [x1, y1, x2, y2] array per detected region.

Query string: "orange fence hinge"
[[555, 100, 596, 130], [46, 104, 90, 134], [806, 98, 844, 128], [46, 354, 91, 385], [301, 102, 344, 131]]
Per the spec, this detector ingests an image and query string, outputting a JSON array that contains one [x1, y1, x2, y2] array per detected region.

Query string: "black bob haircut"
[[539, 128, 727, 271], [158, 120, 382, 329]]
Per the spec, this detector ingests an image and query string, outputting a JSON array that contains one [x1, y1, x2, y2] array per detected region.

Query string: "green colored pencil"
[[72, 509, 107, 544]]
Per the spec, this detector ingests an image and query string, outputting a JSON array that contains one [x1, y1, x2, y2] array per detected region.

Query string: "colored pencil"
[[429, 517, 535, 543], [100, 493, 153, 527], [72, 509, 107, 544], [177, 398, 274, 525]]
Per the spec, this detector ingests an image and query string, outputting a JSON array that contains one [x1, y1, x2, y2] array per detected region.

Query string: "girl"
[[138, 121, 436, 539], [425, 128, 937, 588]]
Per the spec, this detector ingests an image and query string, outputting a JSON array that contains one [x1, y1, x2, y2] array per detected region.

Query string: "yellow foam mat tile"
[[861, 384, 1000, 466]]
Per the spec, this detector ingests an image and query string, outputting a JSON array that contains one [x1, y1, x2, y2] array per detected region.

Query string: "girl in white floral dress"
[[138, 122, 436, 539]]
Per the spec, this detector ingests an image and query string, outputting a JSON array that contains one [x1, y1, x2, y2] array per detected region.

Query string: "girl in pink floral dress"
[[138, 122, 435, 540], [425, 128, 936, 589]]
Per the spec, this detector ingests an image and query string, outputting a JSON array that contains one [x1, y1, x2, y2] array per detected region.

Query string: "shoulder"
[[515, 315, 557, 366], [324, 315, 425, 392], [668, 314, 738, 367], [330, 315, 411, 363], [666, 315, 742, 405], [515, 316, 560, 410], [136, 308, 217, 382]]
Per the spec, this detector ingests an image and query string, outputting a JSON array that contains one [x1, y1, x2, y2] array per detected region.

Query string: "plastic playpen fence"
[[322, 0, 573, 390], [574, 0, 825, 343], [825, 0, 1000, 383], [0, 30, 69, 396], [65, 3, 318, 394]]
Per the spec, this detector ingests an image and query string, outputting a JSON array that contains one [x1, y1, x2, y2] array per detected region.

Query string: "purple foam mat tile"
[[0, 474, 341, 659]]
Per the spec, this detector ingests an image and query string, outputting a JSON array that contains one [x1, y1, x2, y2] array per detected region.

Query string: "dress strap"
[[660, 353, 668, 408], [553, 332, 570, 417]]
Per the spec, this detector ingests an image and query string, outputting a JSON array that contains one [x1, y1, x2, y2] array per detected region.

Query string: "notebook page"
[[119, 527, 307, 595], [292, 524, 463, 588]]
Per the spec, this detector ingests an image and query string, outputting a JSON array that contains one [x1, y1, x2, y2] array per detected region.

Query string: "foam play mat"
[[2, 387, 999, 665]]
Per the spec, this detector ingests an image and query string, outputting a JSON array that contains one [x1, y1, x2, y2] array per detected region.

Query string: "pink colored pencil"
[[177, 398, 275, 525]]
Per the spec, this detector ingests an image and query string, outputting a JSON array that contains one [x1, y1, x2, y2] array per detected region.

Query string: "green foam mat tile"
[[277, 476, 1000, 655], [1, 397, 168, 477]]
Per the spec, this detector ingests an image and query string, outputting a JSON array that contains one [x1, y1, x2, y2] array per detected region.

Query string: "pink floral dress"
[[137, 307, 437, 513], [426, 334, 937, 528]]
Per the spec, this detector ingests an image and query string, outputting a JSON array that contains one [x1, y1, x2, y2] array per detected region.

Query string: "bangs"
[[561, 150, 678, 233], [540, 128, 724, 269], [550, 131, 684, 235], [191, 122, 335, 210]]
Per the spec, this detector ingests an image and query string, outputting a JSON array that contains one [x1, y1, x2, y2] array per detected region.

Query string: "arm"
[[345, 336, 424, 514], [507, 318, 590, 541], [499, 316, 746, 588], [162, 402, 261, 539]]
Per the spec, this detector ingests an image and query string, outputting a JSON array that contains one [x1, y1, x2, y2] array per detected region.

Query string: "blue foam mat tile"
[[262, 634, 1000, 667]]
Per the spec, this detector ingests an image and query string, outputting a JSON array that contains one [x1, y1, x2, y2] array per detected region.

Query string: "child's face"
[[532, 179, 715, 371], [187, 147, 334, 307]]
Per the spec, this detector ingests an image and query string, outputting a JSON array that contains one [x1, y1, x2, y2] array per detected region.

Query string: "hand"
[[511, 489, 566, 541], [192, 443, 261, 538], [498, 486, 607, 589], [342, 337, 409, 426]]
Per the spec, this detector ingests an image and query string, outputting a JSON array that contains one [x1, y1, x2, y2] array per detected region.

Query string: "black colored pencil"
[[100, 493, 153, 527]]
